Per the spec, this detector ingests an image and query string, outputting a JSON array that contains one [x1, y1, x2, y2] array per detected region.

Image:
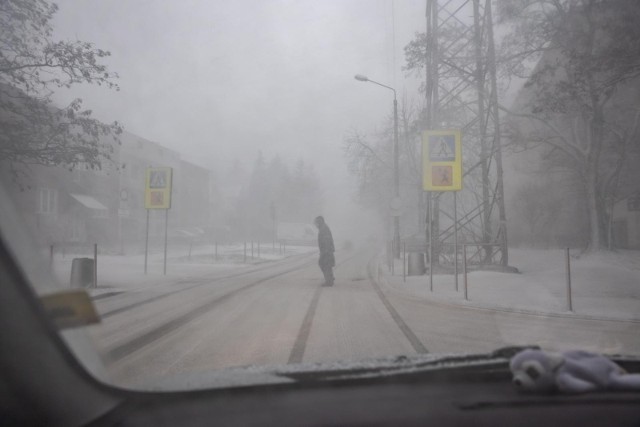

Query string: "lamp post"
[[354, 74, 400, 258]]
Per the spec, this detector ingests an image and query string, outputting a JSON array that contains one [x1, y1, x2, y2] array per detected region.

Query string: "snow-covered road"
[[82, 248, 640, 389]]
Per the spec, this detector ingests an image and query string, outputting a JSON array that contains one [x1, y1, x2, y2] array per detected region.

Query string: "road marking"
[[287, 252, 393, 364], [106, 261, 314, 362], [288, 286, 322, 364], [367, 261, 429, 354]]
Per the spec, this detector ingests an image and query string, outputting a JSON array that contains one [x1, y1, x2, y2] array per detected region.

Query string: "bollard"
[[50, 244, 54, 268], [251, 241, 254, 259], [215, 241, 218, 261], [70, 258, 94, 288], [566, 248, 573, 312], [244, 242, 247, 263], [258, 242, 260, 258]]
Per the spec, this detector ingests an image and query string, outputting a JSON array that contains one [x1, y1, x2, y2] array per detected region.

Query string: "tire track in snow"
[[106, 259, 315, 363], [100, 253, 315, 319], [367, 259, 429, 354], [286, 253, 368, 364], [288, 286, 322, 364]]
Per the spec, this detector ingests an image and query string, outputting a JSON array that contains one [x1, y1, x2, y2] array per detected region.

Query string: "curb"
[[371, 256, 640, 325]]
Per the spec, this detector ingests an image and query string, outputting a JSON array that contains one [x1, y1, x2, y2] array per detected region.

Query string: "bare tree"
[[343, 128, 393, 215], [0, 0, 122, 180], [500, 0, 640, 251]]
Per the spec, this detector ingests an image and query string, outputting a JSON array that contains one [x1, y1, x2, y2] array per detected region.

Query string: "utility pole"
[[423, 0, 509, 266], [392, 96, 400, 258], [355, 74, 401, 258]]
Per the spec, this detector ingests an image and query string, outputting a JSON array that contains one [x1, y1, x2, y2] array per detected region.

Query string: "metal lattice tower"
[[424, 0, 508, 266]]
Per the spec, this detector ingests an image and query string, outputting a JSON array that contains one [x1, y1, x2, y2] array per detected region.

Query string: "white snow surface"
[[50, 245, 639, 320], [50, 243, 316, 295], [382, 248, 640, 321], [43, 244, 639, 390]]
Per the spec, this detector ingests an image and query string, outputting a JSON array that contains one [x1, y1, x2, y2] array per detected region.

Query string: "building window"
[[38, 188, 57, 215]]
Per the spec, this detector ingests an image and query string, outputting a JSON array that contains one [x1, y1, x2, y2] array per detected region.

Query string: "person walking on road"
[[314, 216, 335, 286]]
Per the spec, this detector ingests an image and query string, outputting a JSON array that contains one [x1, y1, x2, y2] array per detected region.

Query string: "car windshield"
[[1, 0, 639, 392]]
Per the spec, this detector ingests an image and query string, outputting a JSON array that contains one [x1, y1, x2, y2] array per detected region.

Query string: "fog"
[[49, 0, 428, 242]]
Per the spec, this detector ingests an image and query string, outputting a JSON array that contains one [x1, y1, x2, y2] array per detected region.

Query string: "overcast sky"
[[51, 0, 428, 239]]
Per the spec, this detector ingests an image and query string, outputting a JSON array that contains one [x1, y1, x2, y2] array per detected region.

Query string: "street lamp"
[[354, 74, 400, 258]]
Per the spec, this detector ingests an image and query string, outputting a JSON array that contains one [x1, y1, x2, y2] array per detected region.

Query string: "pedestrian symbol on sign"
[[429, 135, 456, 162], [150, 191, 164, 206], [149, 170, 167, 188], [423, 130, 462, 191], [432, 166, 452, 186], [145, 167, 173, 209]]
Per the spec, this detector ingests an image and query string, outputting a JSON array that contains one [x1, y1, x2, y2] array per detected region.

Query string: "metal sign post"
[[423, 130, 463, 292], [429, 193, 433, 292], [93, 243, 98, 288], [403, 242, 406, 282], [566, 248, 573, 312], [463, 244, 468, 300], [271, 202, 277, 249], [144, 167, 173, 276], [164, 209, 169, 275], [144, 209, 149, 274], [454, 192, 458, 291]]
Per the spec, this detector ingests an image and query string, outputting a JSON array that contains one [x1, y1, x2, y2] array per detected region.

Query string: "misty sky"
[[50, 0, 428, 238]]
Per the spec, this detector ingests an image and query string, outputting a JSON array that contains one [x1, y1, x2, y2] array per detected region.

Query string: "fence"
[[48, 239, 297, 286], [385, 242, 575, 310]]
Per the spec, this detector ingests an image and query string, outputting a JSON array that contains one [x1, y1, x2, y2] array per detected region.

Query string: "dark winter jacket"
[[317, 223, 335, 255]]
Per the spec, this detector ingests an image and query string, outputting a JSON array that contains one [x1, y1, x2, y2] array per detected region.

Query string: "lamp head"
[[354, 74, 369, 82]]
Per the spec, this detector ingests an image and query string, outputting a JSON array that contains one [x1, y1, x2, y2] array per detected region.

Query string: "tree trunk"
[[586, 106, 607, 252], [585, 169, 602, 251]]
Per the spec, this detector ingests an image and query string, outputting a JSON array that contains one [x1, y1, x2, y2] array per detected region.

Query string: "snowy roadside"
[[378, 248, 640, 322], [49, 243, 316, 296]]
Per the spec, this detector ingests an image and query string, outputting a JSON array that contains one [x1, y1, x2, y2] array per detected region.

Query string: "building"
[[2, 162, 120, 249], [1, 129, 217, 254]]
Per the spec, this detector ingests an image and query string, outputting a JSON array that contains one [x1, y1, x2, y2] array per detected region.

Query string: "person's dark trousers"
[[319, 253, 334, 285], [321, 263, 334, 285]]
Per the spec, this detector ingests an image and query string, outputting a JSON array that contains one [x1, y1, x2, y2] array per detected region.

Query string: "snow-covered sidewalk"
[[380, 248, 640, 322], [50, 243, 316, 296]]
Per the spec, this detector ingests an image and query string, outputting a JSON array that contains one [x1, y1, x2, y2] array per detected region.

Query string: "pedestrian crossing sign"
[[423, 130, 462, 191], [145, 167, 173, 209]]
